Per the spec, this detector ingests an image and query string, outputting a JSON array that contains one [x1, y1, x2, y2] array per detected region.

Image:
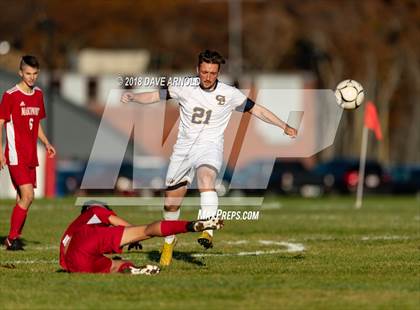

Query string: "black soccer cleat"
[[4, 238, 24, 251], [127, 241, 143, 251]]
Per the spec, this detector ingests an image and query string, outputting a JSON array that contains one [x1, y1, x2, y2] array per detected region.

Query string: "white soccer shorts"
[[165, 144, 223, 188]]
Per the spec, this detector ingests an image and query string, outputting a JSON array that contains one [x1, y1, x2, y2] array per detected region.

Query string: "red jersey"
[[0, 85, 46, 167], [59, 206, 116, 270]]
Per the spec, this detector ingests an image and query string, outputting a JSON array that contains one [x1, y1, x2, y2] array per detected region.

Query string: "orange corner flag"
[[364, 101, 383, 140]]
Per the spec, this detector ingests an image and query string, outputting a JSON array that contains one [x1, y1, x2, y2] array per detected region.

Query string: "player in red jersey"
[[0, 55, 56, 250], [60, 201, 223, 274]]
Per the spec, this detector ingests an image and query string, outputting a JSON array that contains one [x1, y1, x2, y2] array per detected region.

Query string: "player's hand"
[[284, 124, 297, 138], [127, 241, 143, 251], [0, 154, 6, 170], [121, 92, 134, 104], [45, 144, 56, 158]]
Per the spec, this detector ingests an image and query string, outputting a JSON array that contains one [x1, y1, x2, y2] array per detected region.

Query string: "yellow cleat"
[[197, 231, 213, 249], [159, 238, 177, 266]]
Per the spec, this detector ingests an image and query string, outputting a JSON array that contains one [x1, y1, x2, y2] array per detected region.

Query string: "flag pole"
[[355, 126, 369, 209]]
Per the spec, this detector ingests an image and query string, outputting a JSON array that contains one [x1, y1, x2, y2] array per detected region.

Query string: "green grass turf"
[[0, 196, 419, 309]]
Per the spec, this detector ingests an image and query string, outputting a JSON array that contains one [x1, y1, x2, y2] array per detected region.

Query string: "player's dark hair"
[[81, 200, 112, 214], [19, 55, 40, 70], [198, 50, 226, 69]]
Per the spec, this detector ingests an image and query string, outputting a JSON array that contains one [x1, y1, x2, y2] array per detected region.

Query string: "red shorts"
[[8, 165, 37, 189], [64, 225, 125, 273]]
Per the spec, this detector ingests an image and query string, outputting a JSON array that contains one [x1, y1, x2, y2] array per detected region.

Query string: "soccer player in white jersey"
[[121, 50, 297, 265]]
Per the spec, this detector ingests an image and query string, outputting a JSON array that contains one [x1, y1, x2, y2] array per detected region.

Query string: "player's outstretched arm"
[[0, 119, 5, 169], [38, 124, 56, 158], [121, 91, 160, 104], [248, 104, 297, 138], [109, 215, 132, 227]]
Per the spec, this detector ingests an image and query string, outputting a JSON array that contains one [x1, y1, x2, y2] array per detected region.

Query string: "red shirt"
[[59, 206, 116, 270], [0, 85, 46, 167]]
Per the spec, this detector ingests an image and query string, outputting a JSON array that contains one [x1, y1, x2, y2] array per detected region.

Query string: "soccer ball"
[[335, 79, 364, 109]]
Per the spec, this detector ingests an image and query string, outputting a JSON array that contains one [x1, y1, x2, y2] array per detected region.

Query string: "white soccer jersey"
[[167, 80, 247, 149]]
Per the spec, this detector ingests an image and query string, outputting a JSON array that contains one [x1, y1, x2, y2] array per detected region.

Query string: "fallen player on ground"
[[60, 201, 223, 275]]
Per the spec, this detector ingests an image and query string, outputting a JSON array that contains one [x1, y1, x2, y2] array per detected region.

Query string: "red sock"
[[8, 204, 28, 240], [117, 261, 135, 273], [160, 220, 189, 236]]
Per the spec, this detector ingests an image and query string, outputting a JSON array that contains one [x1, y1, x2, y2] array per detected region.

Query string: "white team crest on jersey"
[[20, 101, 25, 107], [87, 214, 102, 225], [216, 95, 226, 105]]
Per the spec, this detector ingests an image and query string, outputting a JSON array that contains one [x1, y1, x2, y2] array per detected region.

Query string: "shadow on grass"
[[146, 250, 206, 266], [55, 269, 69, 273], [278, 254, 305, 260], [0, 263, 16, 269], [0, 236, 41, 246]]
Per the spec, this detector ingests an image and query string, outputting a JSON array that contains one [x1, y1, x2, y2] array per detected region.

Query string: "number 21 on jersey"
[[191, 107, 212, 124]]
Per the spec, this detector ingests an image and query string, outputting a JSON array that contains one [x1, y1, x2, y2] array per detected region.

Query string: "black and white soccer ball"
[[335, 79, 364, 109]]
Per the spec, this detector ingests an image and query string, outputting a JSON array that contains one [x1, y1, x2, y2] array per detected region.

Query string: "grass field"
[[0, 196, 419, 309]]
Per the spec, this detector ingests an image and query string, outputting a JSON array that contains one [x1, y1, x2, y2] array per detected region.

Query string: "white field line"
[[192, 242, 305, 257], [1, 259, 57, 265], [258, 240, 305, 252], [224, 240, 249, 245], [32, 245, 59, 250], [290, 235, 416, 242], [361, 235, 411, 241]]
